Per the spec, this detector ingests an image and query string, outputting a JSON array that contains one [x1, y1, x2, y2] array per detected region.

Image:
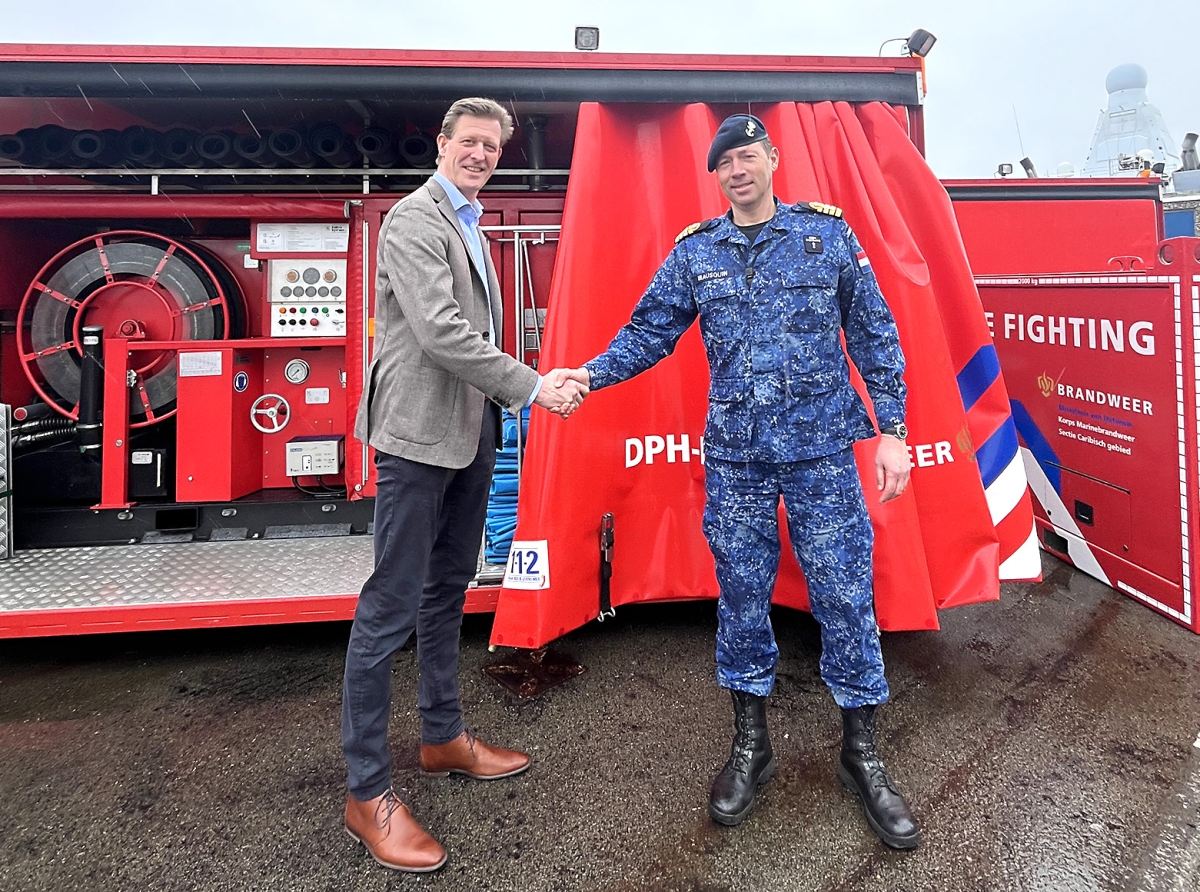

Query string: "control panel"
[[267, 259, 347, 338], [284, 435, 344, 476]]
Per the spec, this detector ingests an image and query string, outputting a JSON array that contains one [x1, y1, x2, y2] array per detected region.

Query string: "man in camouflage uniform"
[[558, 114, 920, 848]]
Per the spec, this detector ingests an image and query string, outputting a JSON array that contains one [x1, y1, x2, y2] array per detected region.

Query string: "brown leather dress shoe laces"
[[344, 788, 447, 873], [419, 730, 531, 780]]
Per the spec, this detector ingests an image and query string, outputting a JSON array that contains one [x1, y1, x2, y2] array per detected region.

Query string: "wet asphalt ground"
[[1, 552, 1199, 892]]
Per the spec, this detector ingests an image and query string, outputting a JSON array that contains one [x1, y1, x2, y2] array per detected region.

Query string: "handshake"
[[532, 367, 592, 419]]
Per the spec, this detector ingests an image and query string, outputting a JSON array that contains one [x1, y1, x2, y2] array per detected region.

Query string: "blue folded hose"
[[490, 477, 519, 496], [485, 406, 529, 564]]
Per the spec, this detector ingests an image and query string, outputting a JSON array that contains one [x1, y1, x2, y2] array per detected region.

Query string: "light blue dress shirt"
[[431, 172, 542, 406]]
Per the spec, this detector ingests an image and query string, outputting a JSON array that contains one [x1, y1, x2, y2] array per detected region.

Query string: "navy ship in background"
[[1001, 62, 1199, 236], [1081, 63, 1184, 177]]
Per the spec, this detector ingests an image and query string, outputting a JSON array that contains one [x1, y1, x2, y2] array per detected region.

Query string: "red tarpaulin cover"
[[490, 102, 1039, 649]]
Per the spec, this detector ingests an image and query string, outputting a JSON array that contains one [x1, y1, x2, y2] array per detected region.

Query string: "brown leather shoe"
[[419, 730, 531, 780], [344, 789, 447, 873]]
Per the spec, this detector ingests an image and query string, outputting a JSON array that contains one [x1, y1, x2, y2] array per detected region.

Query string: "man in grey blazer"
[[342, 97, 586, 873]]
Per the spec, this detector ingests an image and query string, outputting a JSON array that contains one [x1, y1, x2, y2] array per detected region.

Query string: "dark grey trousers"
[[341, 405, 497, 801]]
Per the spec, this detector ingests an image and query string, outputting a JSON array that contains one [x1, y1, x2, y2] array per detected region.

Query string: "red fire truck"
[[950, 179, 1200, 633], [0, 43, 1094, 641]]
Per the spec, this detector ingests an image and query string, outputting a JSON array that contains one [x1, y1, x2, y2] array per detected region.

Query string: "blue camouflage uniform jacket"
[[584, 200, 906, 464]]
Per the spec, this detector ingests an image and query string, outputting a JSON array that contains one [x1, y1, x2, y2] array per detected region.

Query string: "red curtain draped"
[[490, 102, 1036, 649]]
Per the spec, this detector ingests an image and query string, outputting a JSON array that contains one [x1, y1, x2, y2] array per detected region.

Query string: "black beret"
[[706, 114, 769, 172]]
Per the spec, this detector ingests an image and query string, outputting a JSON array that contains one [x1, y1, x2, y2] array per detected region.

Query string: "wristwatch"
[[880, 423, 908, 440]]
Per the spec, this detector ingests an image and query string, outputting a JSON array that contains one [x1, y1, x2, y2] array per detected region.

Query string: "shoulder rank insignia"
[[805, 201, 843, 218], [675, 218, 717, 243]]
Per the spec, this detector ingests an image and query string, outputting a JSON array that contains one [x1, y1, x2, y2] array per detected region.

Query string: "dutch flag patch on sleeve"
[[856, 250, 872, 273]]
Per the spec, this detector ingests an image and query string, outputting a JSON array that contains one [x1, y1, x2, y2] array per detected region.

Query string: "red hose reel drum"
[[17, 230, 241, 427]]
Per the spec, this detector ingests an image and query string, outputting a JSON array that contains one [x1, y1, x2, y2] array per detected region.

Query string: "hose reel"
[[17, 230, 243, 427]]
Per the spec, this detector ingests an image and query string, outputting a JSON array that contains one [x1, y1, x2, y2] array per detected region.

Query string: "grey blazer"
[[354, 178, 539, 468]]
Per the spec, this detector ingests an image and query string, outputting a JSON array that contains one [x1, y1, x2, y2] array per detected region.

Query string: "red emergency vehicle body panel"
[[947, 180, 1164, 275], [950, 182, 1199, 633], [490, 102, 1038, 649], [973, 275, 1198, 631], [0, 597, 359, 638], [985, 279, 1178, 584], [0, 589, 503, 638]]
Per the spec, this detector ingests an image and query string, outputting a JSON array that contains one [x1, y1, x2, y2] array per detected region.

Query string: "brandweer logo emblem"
[[1037, 372, 1056, 398], [956, 426, 976, 463]]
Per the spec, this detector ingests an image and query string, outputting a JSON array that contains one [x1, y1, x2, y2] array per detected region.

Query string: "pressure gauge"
[[284, 358, 310, 385]]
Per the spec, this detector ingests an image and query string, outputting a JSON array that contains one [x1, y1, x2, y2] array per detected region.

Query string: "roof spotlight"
[[905, 29, 937, 57], [574, 27, 600, 51]]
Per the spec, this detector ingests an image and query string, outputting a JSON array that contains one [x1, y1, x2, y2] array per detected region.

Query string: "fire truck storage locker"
[[949, 179, 1200, 633]]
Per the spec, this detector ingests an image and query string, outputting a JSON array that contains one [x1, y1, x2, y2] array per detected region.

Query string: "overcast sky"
[[3, 0, 1195, 178]]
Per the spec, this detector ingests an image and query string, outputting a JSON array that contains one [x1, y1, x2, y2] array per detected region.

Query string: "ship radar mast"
[[1082, 63, 1180, 177]]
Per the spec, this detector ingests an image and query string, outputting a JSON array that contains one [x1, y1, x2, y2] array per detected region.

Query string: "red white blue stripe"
[[956, 343, 1041, 580]]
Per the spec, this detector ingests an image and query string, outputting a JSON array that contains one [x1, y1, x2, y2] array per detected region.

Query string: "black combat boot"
[[708, 689, 776, 826], [838, 705, 921, 849]]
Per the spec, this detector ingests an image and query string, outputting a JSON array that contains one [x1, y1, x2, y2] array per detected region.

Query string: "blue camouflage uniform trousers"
[[704, 450, 886, 707], [585, 199, 905, 709]]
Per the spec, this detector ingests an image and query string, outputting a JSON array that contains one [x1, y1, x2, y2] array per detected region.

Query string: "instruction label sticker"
[[256, 223, 349, 254], [179, 352, 222, 377], [503, 540, 550, 590]]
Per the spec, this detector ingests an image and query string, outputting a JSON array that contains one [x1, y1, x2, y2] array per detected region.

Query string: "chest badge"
[[803, 235, 824, 254]]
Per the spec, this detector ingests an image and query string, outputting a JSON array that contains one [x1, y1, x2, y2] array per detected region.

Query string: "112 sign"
[[504, 540, 551, 590]]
